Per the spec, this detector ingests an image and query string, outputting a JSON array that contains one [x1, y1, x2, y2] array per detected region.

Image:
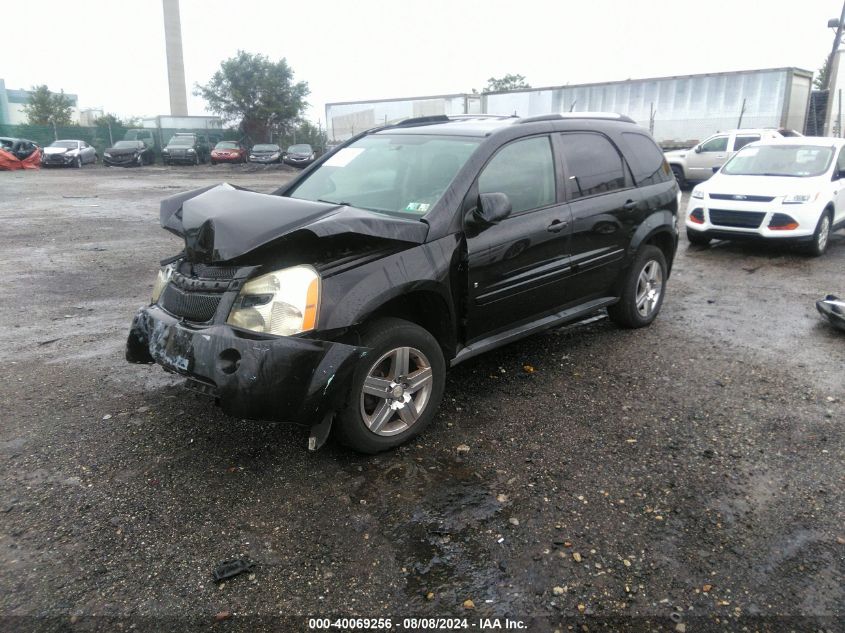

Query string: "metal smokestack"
[[162, 0, 188, 116]]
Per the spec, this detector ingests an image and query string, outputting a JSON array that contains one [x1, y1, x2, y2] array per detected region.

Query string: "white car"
[[685, 137, 845, 256]]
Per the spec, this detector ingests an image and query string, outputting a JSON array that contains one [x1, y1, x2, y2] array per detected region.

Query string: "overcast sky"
[[2, 0, 840, 124]]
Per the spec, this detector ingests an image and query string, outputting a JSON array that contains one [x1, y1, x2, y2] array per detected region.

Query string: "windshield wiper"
[[317, 198, 352, 206], [759, 172, 801, 177]]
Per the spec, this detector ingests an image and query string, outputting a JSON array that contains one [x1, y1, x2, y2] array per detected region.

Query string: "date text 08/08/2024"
[[308, 617, 527, 630]]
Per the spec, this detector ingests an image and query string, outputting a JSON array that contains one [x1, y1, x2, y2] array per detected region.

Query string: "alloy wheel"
[[818, 215, 831, 252], [635, 260, 663, 318], [359, 346, 434, 436]]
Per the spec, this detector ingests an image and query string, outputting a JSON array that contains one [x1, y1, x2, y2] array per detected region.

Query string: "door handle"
[[547, 219, 568, 232], [623, 200, 637, 211]]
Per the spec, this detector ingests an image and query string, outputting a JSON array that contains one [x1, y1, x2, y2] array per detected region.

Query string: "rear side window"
[[559, 132, 627, 199], [621, 132, 672, 187], [478, 136, 556, 214], [733, 134, 760, 151]]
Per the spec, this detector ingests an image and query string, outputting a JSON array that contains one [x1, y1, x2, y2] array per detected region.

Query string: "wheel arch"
[[355, 287, 457, 361]]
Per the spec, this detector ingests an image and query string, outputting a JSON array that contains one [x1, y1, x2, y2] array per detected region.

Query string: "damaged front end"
[[127, 182, 426, 445]]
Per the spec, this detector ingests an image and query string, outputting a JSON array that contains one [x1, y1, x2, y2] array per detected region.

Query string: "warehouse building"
[[0, 79, 80, 125], [326, 67, 813, 147]]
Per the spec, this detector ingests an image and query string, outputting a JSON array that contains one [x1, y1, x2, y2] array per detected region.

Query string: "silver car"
[[42, 140, 98, 168]]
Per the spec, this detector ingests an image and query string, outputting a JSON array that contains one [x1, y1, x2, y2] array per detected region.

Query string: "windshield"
[[253, 144, 279, 152], [288, 144, 312, 153], [288, 134, 480, 216], [723, 144, 834, 177], [114, 141, 140, 149], [50, 141, 78, 149], [167, 136, 195, 147], [215, 141, 239, 149]]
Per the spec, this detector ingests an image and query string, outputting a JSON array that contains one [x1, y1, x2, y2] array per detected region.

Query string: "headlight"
[[162, 148, 170, 153], [783, 193, 816, 204], [151, 263, 175, 303], [309, 153, 315, 159], [104, 152, 112, 158], [249, 155, 256, 159], [187, 148, 196, 153], [270, 152, 280, 159], [691, 189, 705, 199], [227, 266, 320, 336]]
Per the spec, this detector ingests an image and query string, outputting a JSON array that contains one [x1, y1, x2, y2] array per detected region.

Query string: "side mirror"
[[470, 192, 512, 226], [694, 145, 702, 154]]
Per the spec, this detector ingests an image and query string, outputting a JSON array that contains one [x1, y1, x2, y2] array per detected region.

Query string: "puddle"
[[352, 456, 509, 609]]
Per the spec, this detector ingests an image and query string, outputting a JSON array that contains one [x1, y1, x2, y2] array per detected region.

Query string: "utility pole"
[[824, 1, 845, 91], [737, 98, 747, 128]]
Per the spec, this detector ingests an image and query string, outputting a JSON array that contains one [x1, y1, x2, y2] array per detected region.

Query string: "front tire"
[[336, 318, 446, 454], [687, 229, 710, 247], [608, 245, 668, 329], [671, 165, 686, 189], [75, 156, 83, 168], [804, 210, 832, 257]]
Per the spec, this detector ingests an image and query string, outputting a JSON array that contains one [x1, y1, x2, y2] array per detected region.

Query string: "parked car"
[[41, 140, 97, 168], [284, 143, 316, 168], [685, 137, 845, 256], [161, 133, 210, 165], [665, 128, 802, 187], [126, 113, 679, 453], [0, 137, 41, 170], [104, 140, 155, 167], [211, 141, 248, 165], [249, 143, 283, 164]]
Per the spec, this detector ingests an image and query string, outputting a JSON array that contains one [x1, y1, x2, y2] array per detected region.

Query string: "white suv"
[[685, 137, 845, 256], [666, 128, 801, 187]]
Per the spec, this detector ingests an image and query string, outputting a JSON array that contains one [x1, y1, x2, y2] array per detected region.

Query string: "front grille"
[[708, 209, 766, 229], [159, 284, 222, 322], [709, 193, 775, 203], [159, 263, 238, 322]]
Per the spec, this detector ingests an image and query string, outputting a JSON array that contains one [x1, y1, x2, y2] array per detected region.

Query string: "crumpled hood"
[[160, 183, 429, 263], [44, 146, 73, 155]]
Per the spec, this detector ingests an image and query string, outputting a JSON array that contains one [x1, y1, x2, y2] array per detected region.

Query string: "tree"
[[485, 74, 531, 93], [814, 57, 831, 90], [22, 85, 74, 126], [282, 120, 327, 151], [195, 51, 309, 143]]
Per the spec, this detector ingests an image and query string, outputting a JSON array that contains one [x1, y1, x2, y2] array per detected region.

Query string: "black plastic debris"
[[816, 294, 845, 332], [212, 558, 255, 583]]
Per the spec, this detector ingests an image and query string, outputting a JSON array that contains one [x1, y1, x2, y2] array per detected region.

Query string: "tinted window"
[[837, 148, 845, 172], [700, 136, 728, 152], [733, 134, 760, 151], [478, 136, 555, 214], [621, 132, 672, 186], [559, 133, 626, 199]]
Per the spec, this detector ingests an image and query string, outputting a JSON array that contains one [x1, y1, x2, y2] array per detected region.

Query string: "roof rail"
[[447, 114, 518, 119], [518, 112, 636, 124], [393, 115, 451, 127]]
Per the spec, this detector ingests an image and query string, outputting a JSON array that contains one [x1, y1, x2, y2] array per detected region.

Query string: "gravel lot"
[[0, 165, 843, 632]]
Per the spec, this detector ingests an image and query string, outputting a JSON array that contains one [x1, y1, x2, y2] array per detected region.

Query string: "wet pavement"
[[0, 165, 843, 631]]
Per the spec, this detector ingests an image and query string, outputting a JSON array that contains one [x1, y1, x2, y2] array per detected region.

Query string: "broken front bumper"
[[126, 305, 366, 426]]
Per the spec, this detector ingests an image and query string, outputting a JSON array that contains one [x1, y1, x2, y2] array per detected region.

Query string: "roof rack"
[[518, 112, 636, 124], [393, 115, 451, 127]]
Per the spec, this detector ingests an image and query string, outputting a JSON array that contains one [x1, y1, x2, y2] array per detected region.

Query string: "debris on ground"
[[212, 558, 256, 583]]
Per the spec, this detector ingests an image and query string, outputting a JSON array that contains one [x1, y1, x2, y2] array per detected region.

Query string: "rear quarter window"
[[621, 132, 672, 187]]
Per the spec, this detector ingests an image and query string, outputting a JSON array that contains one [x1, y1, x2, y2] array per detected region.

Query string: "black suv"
[[127, 114, 679, 453], [161, 133, 210, 165]]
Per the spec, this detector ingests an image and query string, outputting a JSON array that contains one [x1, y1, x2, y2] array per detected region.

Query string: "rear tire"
[[335, 318, 446, 454], [804, 210, 832, 257], [608, 245, 668, 329]]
